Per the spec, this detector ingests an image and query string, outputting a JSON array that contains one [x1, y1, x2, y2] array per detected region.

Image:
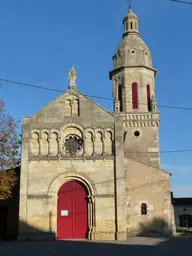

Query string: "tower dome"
[[112, 9, 152, 70]]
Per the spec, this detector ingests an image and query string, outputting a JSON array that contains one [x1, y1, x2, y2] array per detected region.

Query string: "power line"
[[1, 78, 192, 112], [170, 0, 192, 5], [128, 149, 192, 154], [0, 78, 64, 93], [1, 78, 192, 155]]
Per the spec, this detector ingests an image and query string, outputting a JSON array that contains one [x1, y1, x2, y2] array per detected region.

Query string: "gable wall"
[[19, 90, 126, 240]]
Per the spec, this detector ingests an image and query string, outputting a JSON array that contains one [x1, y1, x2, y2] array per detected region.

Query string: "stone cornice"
[[109, 65, 157, 79], [29, 155, 115, 162], [123, 113, 160, 128]]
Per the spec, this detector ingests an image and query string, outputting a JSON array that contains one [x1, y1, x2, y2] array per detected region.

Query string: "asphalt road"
[[0, 237, 191, 256]]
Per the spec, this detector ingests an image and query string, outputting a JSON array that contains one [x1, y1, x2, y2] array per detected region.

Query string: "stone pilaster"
[[114, 114, 127, 240]]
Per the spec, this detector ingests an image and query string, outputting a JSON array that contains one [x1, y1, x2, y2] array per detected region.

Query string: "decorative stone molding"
[[47, 171, 97, 240], [123, 112, 160, 127], [123, 113, 159, 121], [29, 126, 115, 159], [124, 121, 160, 128]]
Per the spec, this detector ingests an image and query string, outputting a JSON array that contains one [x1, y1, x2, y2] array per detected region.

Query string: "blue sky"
[[0, 0, 192, 197]]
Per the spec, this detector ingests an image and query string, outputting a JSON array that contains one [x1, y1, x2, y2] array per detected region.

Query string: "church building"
[[18, 7, 174, 240]]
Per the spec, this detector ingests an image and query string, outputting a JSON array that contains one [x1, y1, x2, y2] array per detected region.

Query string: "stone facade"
[[18, 8, 174, 240]]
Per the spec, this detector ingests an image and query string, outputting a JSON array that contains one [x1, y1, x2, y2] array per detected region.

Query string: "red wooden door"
[[57, 181, 88, 239]]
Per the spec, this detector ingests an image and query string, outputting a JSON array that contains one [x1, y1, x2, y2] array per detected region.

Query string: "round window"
[[134, 131, 140, 137], [63, 135, 83, 156]]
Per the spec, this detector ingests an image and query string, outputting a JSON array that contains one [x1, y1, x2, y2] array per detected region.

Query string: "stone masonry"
[[19, 7, 174, 240]]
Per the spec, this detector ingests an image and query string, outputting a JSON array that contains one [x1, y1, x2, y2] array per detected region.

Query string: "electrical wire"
[[127, 149, 192, 154], [1, 78, 192, 112], [1, 78, 192, 155], [170, 0, 192, 5]]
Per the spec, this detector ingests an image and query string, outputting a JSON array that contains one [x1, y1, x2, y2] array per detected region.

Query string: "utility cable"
[[1, 78, 192, 112], [170, 0, 192, 5]]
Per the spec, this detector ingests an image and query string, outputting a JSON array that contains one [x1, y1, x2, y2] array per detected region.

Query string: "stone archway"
[[47, 172, 96, 240]]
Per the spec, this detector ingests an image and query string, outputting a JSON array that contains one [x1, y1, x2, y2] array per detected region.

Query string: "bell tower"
[[109, 7, 160, 168]]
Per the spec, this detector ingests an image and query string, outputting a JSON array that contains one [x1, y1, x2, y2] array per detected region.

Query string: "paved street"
[[0, 237, 192, 256]]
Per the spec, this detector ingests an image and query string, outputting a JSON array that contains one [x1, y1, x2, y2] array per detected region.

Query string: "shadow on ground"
[[1, 217, 192, 255], [0, 236, 192, 255]]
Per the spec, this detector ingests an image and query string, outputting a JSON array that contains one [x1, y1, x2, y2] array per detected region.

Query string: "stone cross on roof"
[[67, 66, 77, 89]]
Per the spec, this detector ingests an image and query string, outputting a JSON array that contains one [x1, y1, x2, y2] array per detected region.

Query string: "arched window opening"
[[131, 22, 133, 30], [132, 82, 138, 109], [126, 22, 128, 31], [74, 99, 80, 116], [179, 215, 192, 228], [65, 99, 72, 116], [118, 84, 123, 112], [147, 84, 151, 111], [141, 203, 147, 215]]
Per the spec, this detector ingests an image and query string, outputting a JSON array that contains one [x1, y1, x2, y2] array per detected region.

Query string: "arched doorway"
[[57, 181, 88, 239]]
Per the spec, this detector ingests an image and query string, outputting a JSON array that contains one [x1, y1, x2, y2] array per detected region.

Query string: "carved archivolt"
[[29, 126, 114, 157], [47, 171, 97, 240]]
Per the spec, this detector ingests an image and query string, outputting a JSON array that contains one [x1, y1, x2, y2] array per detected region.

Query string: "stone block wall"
[[125, 158, 173, 237]]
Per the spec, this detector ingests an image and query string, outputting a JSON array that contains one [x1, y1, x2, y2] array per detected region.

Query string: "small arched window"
[[141, 203, 147, 215], [126, 22, 128, 31], [146, 84, 151, 111], [131, 22, 133, 30], [118, 84, 123, 112], [132, 82, 138, 109]]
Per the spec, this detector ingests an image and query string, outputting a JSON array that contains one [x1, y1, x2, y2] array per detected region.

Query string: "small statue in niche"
[[94, 132, 103, 155], [40, 132, 49, 156], [30, 133, 39, 156], [50, 133, 58, 156], [105, 131, 113, 155], [85, 132, 94, 156]]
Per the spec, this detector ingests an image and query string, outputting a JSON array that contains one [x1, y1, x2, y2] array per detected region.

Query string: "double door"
[[57, 181, 88, 239]]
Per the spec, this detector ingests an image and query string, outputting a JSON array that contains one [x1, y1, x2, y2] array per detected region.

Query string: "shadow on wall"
[[0, 167, 173, 240], [1, 207, 172, 240], [136, 217, 172, 237], [17, 217, 172, 241]]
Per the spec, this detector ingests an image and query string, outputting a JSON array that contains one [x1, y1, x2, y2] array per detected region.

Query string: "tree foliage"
[[0, 99, 20, 200]]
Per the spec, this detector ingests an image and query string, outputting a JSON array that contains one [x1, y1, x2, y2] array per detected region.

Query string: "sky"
[[0, 0, 192, 197]]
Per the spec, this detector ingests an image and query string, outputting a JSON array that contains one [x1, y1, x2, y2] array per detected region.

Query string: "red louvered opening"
[[132, 82, 138, 109], [147, 84, 151, 111]]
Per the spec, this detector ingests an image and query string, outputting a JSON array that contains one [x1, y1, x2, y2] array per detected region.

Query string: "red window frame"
[[132, 82, 138, 109], [147, 84, 151, 111]]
